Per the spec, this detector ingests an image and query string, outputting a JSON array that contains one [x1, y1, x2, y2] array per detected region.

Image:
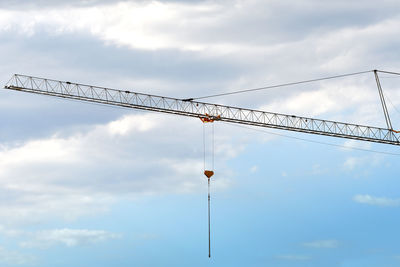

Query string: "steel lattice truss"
[[5, 74, 400, 146]]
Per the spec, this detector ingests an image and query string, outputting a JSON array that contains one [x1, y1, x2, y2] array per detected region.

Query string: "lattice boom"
[[5, 74, 400, 146]]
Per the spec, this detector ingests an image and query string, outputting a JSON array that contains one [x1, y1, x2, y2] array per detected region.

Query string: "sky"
[[0, 0, 400, 266]]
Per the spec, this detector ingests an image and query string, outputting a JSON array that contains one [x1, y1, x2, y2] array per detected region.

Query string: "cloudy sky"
[[1, 0, 400, 266]]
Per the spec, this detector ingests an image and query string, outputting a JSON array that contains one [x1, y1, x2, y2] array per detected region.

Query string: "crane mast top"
[[4, 74, 400, 146]]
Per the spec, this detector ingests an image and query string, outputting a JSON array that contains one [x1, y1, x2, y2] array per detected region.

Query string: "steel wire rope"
[[379, 76, 400, 79], [203, 123, 206, 171], [221, 122, 400, 156], [26, 93, 400, 155], [202, 122, 213, 258], [188, 70, 373, 100], [208, 174, 211, 258], [384, 92, 400, 116], [376, 70, 400, 76], [209, 122, 214, 258], [212, 123, 215, 170], [374, 69, 400, 115]]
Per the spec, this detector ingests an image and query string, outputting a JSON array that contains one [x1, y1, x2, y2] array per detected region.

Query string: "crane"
[[4, 73, 400, 146], [3, 72, 400, 258]]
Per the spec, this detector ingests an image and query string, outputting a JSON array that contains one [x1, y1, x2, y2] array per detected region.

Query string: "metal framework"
[[374, 70, 393, 130], [4, 74, 400, 146]]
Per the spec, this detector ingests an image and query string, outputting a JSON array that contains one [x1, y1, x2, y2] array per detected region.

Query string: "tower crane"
[[3, 71, 400, 258], [4, 73, 400, 146]]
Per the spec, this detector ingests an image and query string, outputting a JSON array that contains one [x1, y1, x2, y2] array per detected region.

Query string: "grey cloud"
[[0, 113, 237, 224], [0, 0, 124, 9], [0, 0, 206, 10], [0, 33, 242, 101], [153, 0, 400, 46], [0, 0, 397, 138], [0, 88, 127, 141], [0, 32, 241, 141], [0, 0, 400, 226]]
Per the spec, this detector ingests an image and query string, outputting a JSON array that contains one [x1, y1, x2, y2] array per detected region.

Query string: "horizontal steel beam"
[[4, 74, 400, 146]]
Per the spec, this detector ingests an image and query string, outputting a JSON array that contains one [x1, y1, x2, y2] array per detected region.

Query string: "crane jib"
[[4, 74, 400, 146]]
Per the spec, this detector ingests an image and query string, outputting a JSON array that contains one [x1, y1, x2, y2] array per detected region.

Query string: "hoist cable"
[[202, 122, 213, 258], [208, 177, 211, 258], [190, 70, 373, 100], [203, 124, 206, 170], [212, 123, 215, 170], [209, 123, 214, 258]]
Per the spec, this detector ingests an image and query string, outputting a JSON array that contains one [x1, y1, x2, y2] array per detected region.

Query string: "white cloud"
[[0, 1, 234, 52], [302, 239, 339, 248], [0, 0, 398, 126], [250, 165, 258, 173], [343, 157, 361, 170], [353, 194, 400, 207], [20, 228, 120, 248], [0, 113, 238, 224], [0, 225, 23, 238], [261, 81, 378, 120], [0, 0, 397, 60], [0, 1, 398, 264], [311, 164, 324, 175], [107, 114, 156, 135], [343, 155, 383, 171], [0, 246, 36, 265], [341, 139, 372, 151]]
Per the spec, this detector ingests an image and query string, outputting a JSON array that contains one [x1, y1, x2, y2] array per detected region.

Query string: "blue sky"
[[0, 0, 400, 266]]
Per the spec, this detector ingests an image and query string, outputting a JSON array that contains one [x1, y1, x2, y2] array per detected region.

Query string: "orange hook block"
[[199, 113, 221, 123], [204, 170, 214, 179]]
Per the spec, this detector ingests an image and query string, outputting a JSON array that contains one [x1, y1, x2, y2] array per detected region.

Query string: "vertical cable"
[[208, 177, 211, 258], [203, 124, 206, 170], [212, 123, 215, 170], [203, 120, 214, 258]]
